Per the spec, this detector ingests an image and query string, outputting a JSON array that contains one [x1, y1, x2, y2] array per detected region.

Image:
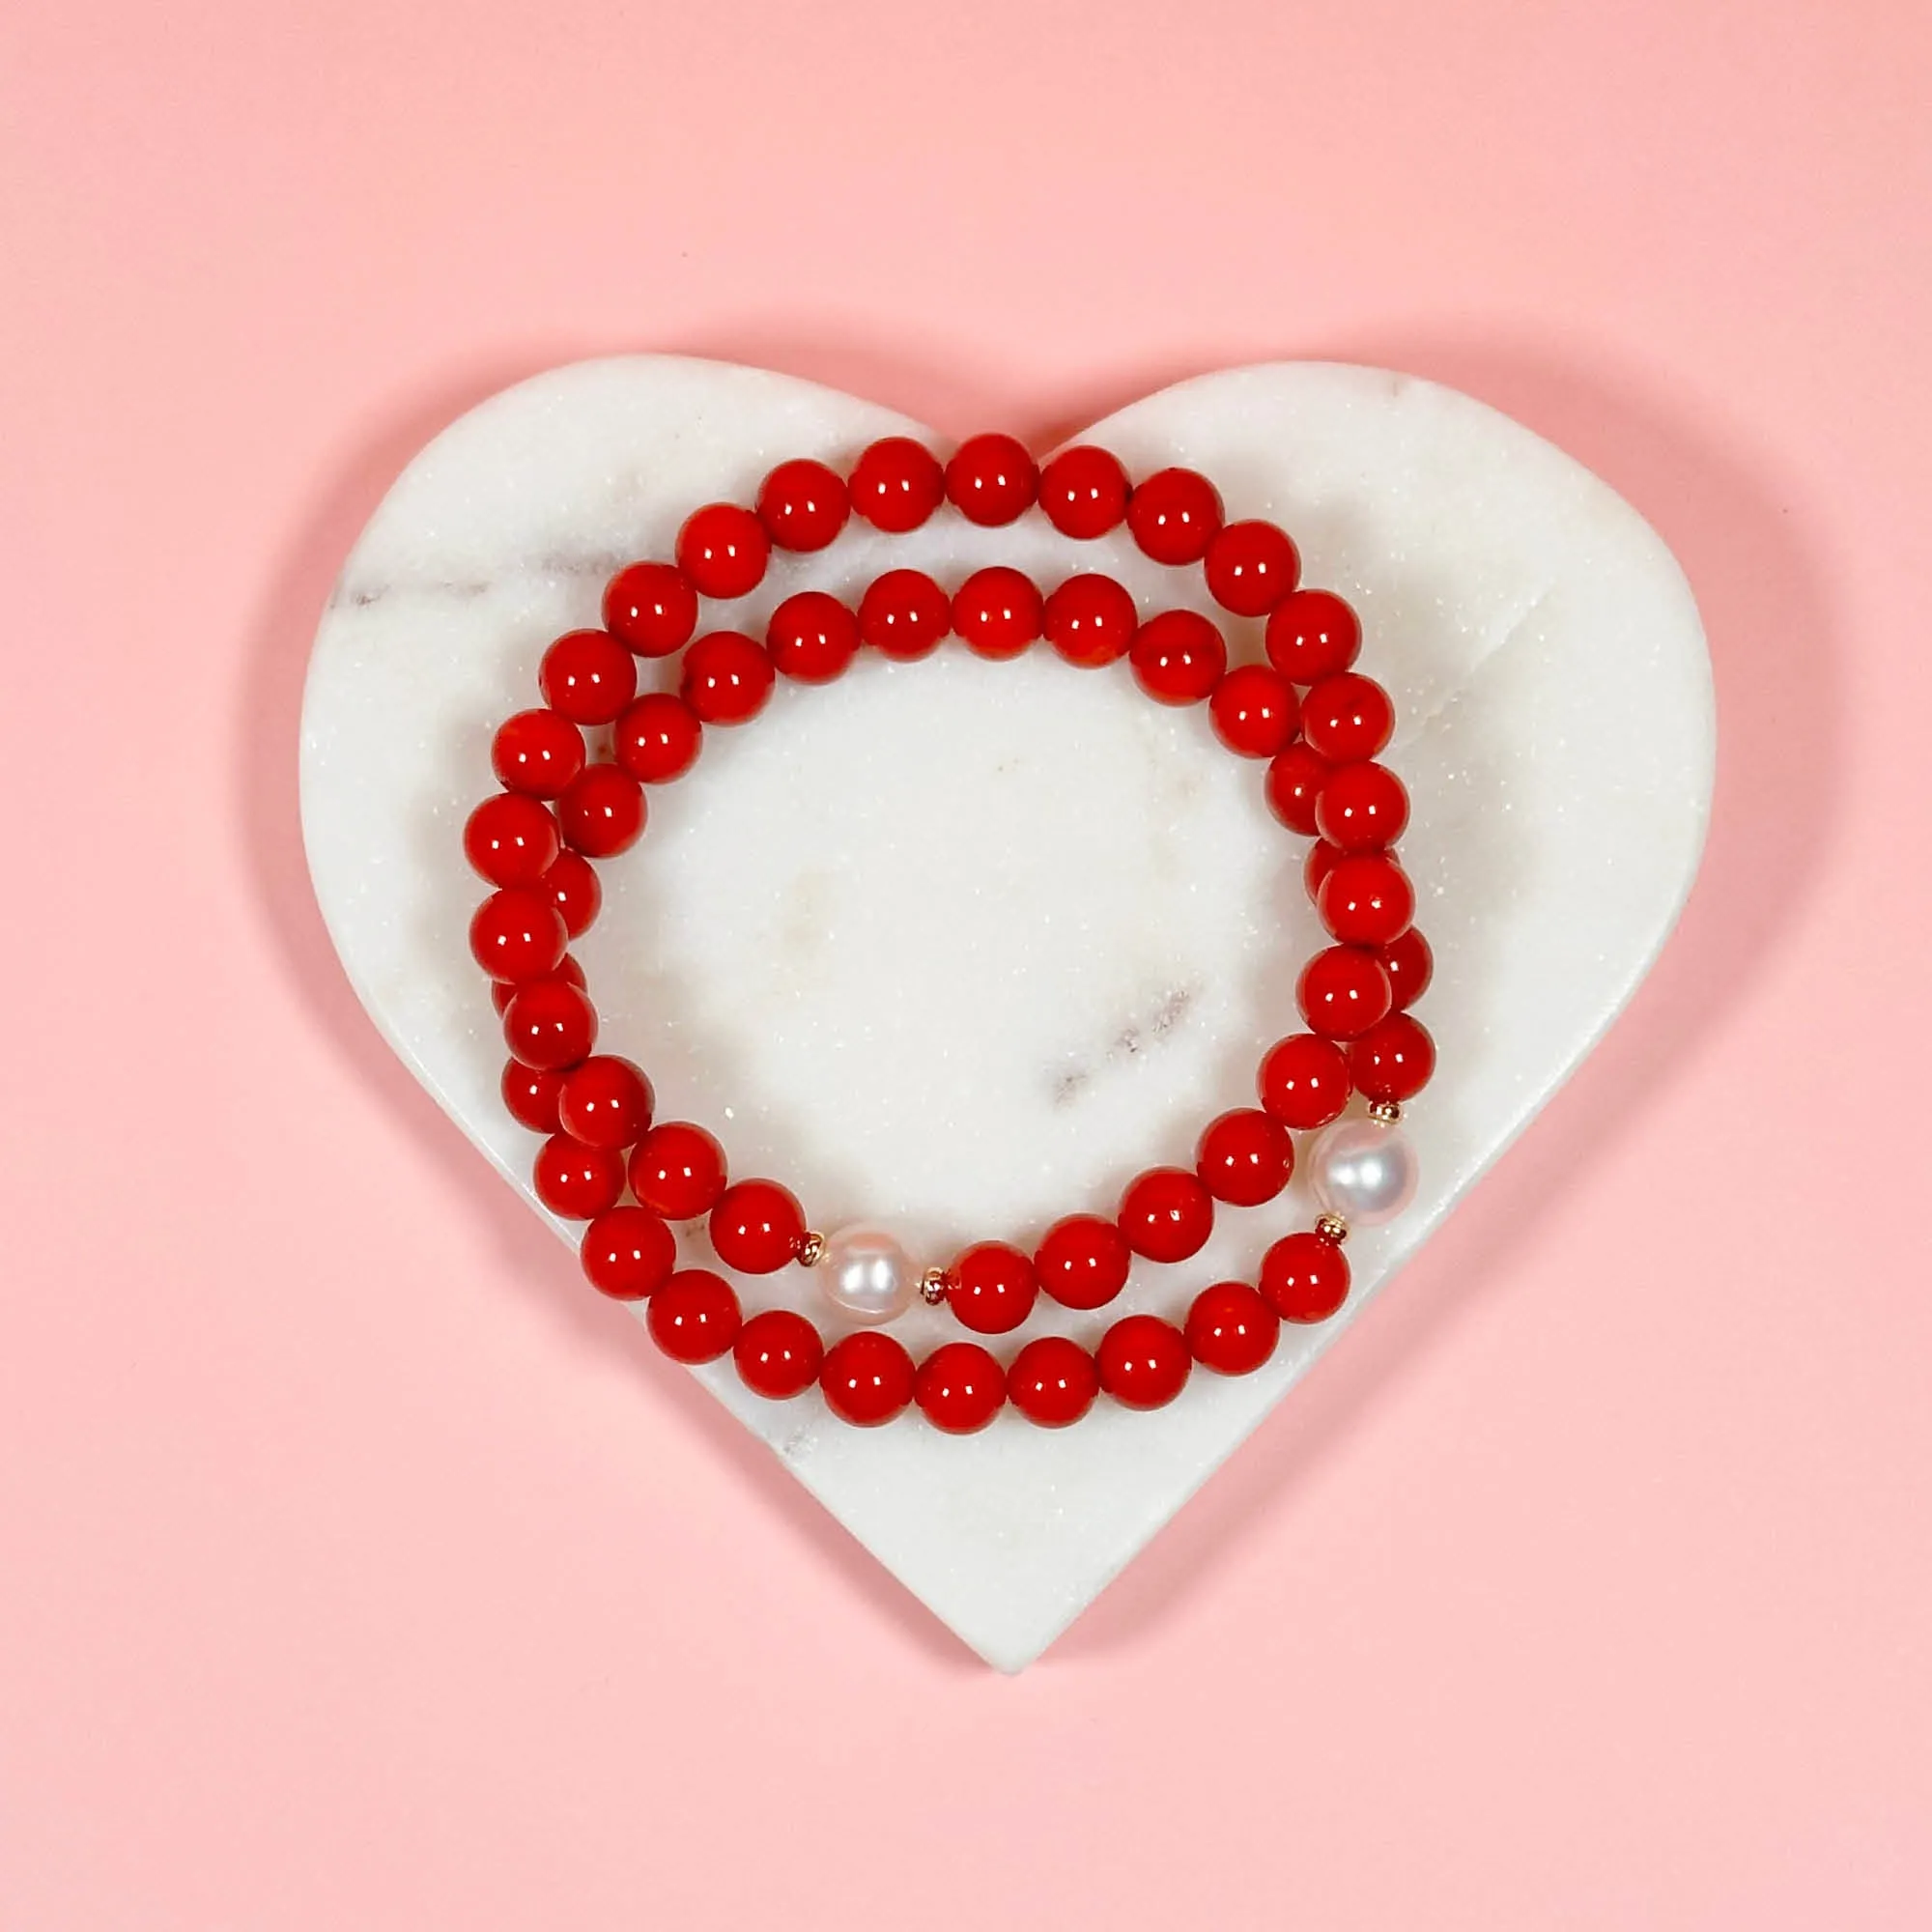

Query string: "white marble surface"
[[299, 355, 1714, 1671]]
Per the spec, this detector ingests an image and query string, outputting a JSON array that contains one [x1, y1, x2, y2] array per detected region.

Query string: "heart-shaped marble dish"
[[300, 356, 1714, 1671]]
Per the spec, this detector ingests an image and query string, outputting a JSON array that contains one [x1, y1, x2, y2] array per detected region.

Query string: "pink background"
[[4, 1, 1929, 1924]]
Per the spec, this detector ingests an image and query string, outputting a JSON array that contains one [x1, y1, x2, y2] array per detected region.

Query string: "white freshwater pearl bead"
[[1308, 1117, 1418, 1227], [812, 1224, 920, 1325]]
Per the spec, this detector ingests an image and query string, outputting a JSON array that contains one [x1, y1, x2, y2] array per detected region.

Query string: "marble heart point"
[[300, 355, 1714, 1670]]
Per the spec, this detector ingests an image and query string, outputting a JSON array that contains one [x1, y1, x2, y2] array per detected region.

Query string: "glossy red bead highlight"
[[1301, 672, 1395, 763], [464, 792, 560, 889], [539, 629, 638, 725], [1129, 609, 1227, 706], [945, 433, 1037, 526], [1097, 1314, 1192, 1409], [675, 502, 769, 601], [1379, 926, 1435, 1009], [1043, 574, 1138, 667], [1264, 589, 1361, 684], [500, 1059, 564, 1134], [556, 1056, 654, 1149], [628, 1122, 727, 1220], [1037, 445, 1131, 538], [1007, 1336, 1100, 1428], [1186, 1280, 1281, 1376], [540, 850, 601, 939], [502, 976, 598, 1070], [1195, 1108, 1294, 1206], [1315, 760, 1410, 851], [680, 631, 775, 724], [1264, 741, 1333, 836], [1350, 1011, 1437, 1102], [914, 1343, 1007, 1434], [945, 1241, 1038, 1335], [469, 888, 567, 984], [756, 458, 849, 553], [603, 562, 698, 658], [1209, 664, 1300, 758], [708, 1179, 807, 1274], [1034, 1213, 1132, 1310], [848, 438, 945, 533], [533, 1134, 625, 1219], [556, 763, 646, 858], [580, 1206, 676, 1300], [734, 1308, 824, 1399], [1118, 1167, 1214, 1264], [1260, 1232, 1350, 1323], [491, 709, 584, 798], [952, 566, 1042, 660], [648, 1268, 742, 1363], [613, 693, 702, 785], [857, 570, 951, 660], [1257, 1032, 1352, 1130], [1295, 946, 1394, 1039], [820, 1331, 916, 1426], [766, 590, 860, 683], [1126, 468, 1224, 565], [1318, 853, 1415, 948], [1204, 520, 1300, 616]]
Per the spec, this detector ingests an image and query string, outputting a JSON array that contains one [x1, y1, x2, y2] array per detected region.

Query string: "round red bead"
[[675, 502, 769, 601], [1186, 1280, 1281, 1376], [469, 887, 567, 984], [1264, 742, 1333, 837], [915, 1342, 1007, 1434], [708, 1179, 807, 1274], [604, 562, 698, 658], [945, 1241, 1038, 1335], [629, 1122, 727, 1220], [1097, 1314, 1192, 1409], [539, 629, 637, 726], [1126, 468, 1224, 565], [952, 566, 1041, 660], [1195, 1107, 1294, 1206], [540, 850, 601, 939], [1209, 664, 1299, 757], [1034, 1213, 1131, 1310], [648, 1268, 742, 1363], [556, 1055, 654, 1150], [613, 693, 702, 785], [1296, 946, 1393, 1039], [945, 433, 1037, 526], [1260, 1231, 1350, 1322], [1037, 445, 1130, 538], [1350, 1011, 1436, 1102], [502, 976, 598, 1070], [1118, 1167, 1213, 1264], [734, 1308, 824, 1399], [491, 709, 584, 798], [500, 1059, 564, 1134], [857, 569, 951, 661], [848, 438, 945, 533], [1315, 760, 1409, 851], [556, 763, 646, 859], [1257, 1033, 1352, 1129], [1304, 838, 1343, 904], [1319, 853, 1415, 948], [1043, 574, 1138, 667], [1007, 1336, 1099, 1428], [820, 1331, 916, 1427], [1204, 520, 1300, 616], [1265, 589, 1361, 684], [1301, 672, 1395, 763], [756, 458, 849, 553], [1129, 610, 1227, 706], [1379, 926, 1435, 1009], [465, 793, 560, 889], [533, 1134, 625, 1219], [767, 590, 860, 683], [494, 952, 583, 1016], [680, 632, 774, 724], [580, 1206, 676, 1300]]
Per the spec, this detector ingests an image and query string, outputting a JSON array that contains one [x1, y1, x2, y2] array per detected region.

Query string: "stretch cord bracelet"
[[464, 435, 1435, 1433]]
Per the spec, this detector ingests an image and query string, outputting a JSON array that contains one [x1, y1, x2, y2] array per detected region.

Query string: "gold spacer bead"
[[1314, 1212, 1350, 1245], [920, 1267, 951, 1306], [1366, 1098, 1403, 1124], [798, 1231, 826, 1268]]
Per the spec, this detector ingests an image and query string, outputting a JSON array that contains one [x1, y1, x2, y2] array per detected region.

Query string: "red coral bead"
[[541, 850, 601, 939], [857, 569, 951, 661], [1130, 610, 1227, 706], [1315, 760, 1409, 851], [820, 1331, 916, 1426], [1195, 1107, 1294, 1206], [945, 1241, 1038, 1335], [629, 1122, 727, 1220], [1264, 741, 1333, 836], [539, 629, 638, 726], [469, 887, 567, 983], [767, 590, 860, 683], [1043, 574, 1138, 667], [1037, 444, 1130, 538], [1302, 672, 1395, 762], [675, 502, 768, 601], [1007, 1336, 1100, 1427], [502, 976, 598, 1070], [1186, 1280, 1281, 1376], [492, 708, 584, 798], [1118, 1167, 1213, 1264], [1265, 589, 1361, 684], [580, 1206, 676, 1300], [1097, 1314, 1192, 1409], [557, 763, 646, 858], [1350, 1011, 1437, 1102], [533, 1134, 625, 1219], [1380, 926, 1435, 1009], [465, 793, 560, 889], [1260, 1231, 1350, 1322], [501, 1059, 564, 1134], [613, 693, 703, 785], [1209, 664, 1299, 757], [648, 1268, 742, 1363], [708, 1179, 807, 1274], [680, 632, 775, 724], [494, 952, 583, 1016], [1126, 468, 1224, 565], [1319, 853, 1415, 948], [556, 1055, 654, 1150], [756, 458, 849, 553], [1304, 840, 1344, 906], [1257, 1033, 1352, 1129], [1035, 1213, 1131, 1310], [849, 437, 945, 533], [945, 433, 1037, 526], [734, 1308, 824, 1399], [604, 562, 698, 658], [915, 1342, 1007, 1434], [952, 566, 1041, 660], [1296, 946, 1393, 1039], [1204, 520, 1300, 616]]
